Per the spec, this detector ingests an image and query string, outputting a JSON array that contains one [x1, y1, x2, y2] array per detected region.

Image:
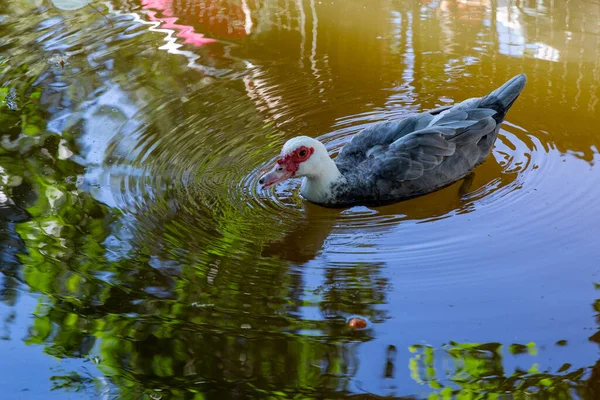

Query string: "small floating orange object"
[[348, 317, 367, 329]]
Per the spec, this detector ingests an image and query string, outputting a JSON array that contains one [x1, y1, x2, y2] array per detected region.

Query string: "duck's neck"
[[300, 157, 345, 204]]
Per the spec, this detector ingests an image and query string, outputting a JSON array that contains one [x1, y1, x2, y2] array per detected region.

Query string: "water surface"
[[1, 0, 600, 398]]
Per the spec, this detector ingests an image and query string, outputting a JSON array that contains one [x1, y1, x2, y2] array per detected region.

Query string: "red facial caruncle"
[[277, 146, 314, 176], [259, 145, 315, 189]]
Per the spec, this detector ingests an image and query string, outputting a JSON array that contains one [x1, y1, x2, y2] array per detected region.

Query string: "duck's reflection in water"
[[262, 145, 514, 265]]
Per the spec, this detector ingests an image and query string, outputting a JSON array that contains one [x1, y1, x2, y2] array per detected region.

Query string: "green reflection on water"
[[409, 341, 592, 399]]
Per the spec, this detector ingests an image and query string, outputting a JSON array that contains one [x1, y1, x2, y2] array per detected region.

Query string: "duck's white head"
[[259, 136, 334, 189]]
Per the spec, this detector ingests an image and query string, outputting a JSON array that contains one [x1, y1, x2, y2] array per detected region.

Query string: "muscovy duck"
[[259, 74, 527, 207]]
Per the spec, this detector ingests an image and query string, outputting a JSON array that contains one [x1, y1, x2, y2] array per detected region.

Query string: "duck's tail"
[[480, 73, 527, 122]]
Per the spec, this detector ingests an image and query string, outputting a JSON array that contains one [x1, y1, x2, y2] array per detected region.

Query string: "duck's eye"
[[299, 149, 307, 157]]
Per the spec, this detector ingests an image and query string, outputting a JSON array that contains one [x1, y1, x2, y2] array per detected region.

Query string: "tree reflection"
[[408, 340, 595, 398]]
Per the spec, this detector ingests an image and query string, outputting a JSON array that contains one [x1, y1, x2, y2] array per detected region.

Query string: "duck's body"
[[260, 74, 527, 207]]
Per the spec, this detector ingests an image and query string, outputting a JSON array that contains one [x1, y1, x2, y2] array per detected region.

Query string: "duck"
[[259, 74, 527, 207]]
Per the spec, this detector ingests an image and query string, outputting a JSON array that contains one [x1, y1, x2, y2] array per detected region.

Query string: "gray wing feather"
[[371, 114, 497, 182], [446, 117, 497, 143], [336, 113, 433, 165], [365, 144, 387, 159], [392, 130, 456, 155], [463, 108, 497, 120], [432, 110, 468, 125], [438, 120, 479, 130], [374, 156, 424, 180]]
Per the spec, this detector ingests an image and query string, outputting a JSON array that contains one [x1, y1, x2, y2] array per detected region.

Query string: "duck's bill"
[[260, 165, 293, 189]]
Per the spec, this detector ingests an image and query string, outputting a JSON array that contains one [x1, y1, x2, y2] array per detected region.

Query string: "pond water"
[[1, 0, 600, 398]]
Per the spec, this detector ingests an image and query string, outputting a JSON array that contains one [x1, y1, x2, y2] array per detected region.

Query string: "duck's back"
[[330, 74, 527, 206]]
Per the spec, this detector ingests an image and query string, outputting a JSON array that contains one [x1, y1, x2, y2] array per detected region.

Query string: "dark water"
[[1, 0, 600, 398]]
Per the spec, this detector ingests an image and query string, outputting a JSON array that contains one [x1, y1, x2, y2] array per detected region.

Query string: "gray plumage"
[[324, 74, 527, 207]]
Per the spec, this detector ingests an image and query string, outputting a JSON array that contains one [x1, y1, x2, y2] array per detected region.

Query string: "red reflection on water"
[[142, 0, 218, 46]]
